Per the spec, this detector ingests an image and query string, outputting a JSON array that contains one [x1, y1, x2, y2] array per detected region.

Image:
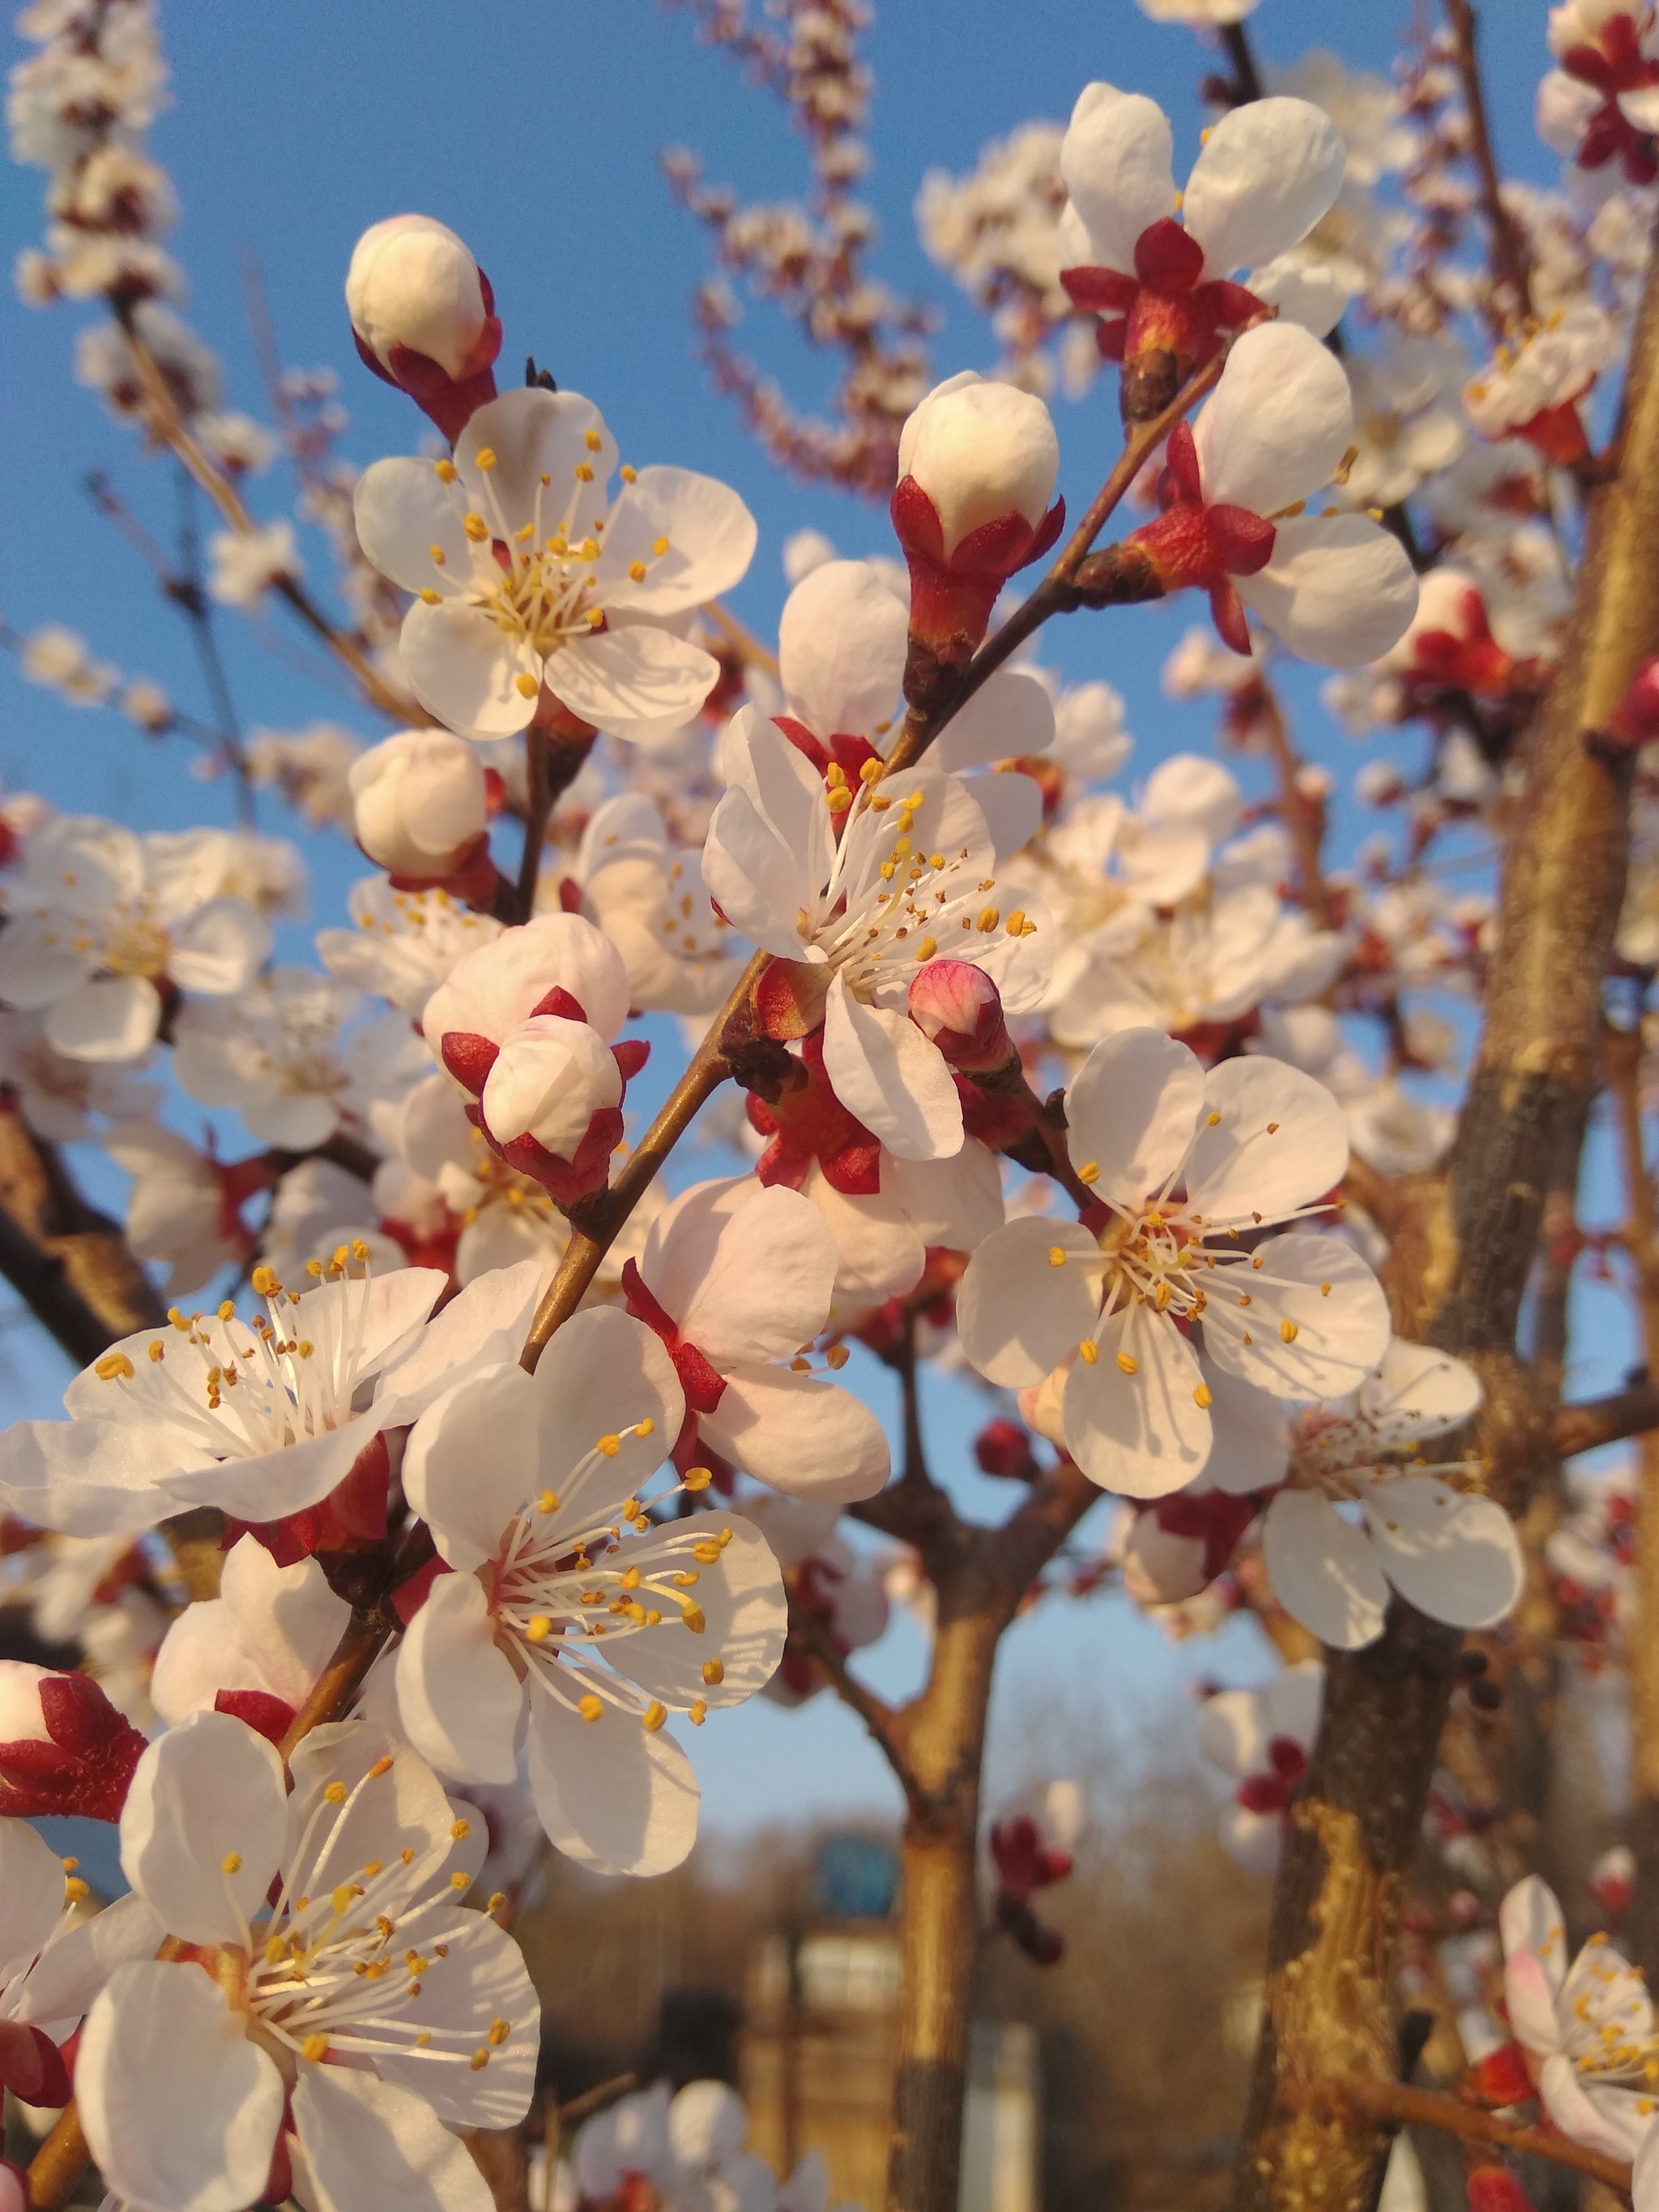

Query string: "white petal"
[[1219, 1802, 1284, 1876], [168, 899, 273, 995], [774, 557, 907, 738], [1187, 1053, 1350, 1223], [821, 974, 963, 1162], [1064, 1027, 1205, 1207], [805, 1174, 925, 1302], [458, 388, 616, 534], [545, 625, 721, 740], [0, 1412, 209, 1536], [527, 1690, 700, 1877], [1197, 1687, 1268, 1779], [1238, 515, 1419, 668], [531, 1306, 684, 1505], [79, 1962, 284, 2212], [44, 976, 161, 1062], [1195, 322, 1355, 517], [1203, 1234, 1390, 1401], [703, 1365, 891, 1504], [396, 1570, 524, 1784], [1061, 1308, 1212, 1497], [353, 457, 481, 596], [646, 1180, 834, 1369], [295, 2065, 495, 2212], [1499, 1875, 1569, 1996], [404, 1366, 538, 1569], [120, 1709, 288, 1944], [374, 1258, 544, 1428], [1264, 1657, 1324, 1749], [12, 1891, 165, 2031], [0, 1819, 74, 1981], [957, 1218, 1101, 1388], [598, 466, 757, 616], [1261, 1489, 1389, 1649], [1539, 2054, 1653, 2161], [1361, 1475, 1524, 1631], [1059, 82, 1177, 273], [1183, 98, 1346, 279], [702, 788, 815, 959], [933, 669, 1056, 773], [603, 1514, 786, 1706], [1356, 1337, 1482, 1444], [401, 598, 538, 741], [163, 1420, 377, 1522], [1200, 1356, 1292, 1495]]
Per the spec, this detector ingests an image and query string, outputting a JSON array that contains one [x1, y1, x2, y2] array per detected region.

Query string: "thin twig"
[[1555, 1381, 1659, 1456], [516, 728, 552, 922], [173, 469, 256, 821], [1285, 2076, 1631, 2193], [1253, 675, 1333, 929], [704, 598, 780, 678], [1444, 0, 1533, 335]]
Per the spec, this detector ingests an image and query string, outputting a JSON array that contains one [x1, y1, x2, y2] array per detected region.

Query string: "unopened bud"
[[480, 1015, 622, 1160], [347, 215, 492, 382], [974, 1416, 1040, 1484], [1465, 2168, 1537, 2212], [908, 960, 1013, 1073], [351, 728, 489, 878], [898, 374, 1059, 558]]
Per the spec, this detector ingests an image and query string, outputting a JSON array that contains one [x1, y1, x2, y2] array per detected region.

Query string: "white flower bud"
[[898, 372, 1060, 556], [480, 1015, 621, 1159], [349, 728, 488, 877], [345, 214, 488, 381]]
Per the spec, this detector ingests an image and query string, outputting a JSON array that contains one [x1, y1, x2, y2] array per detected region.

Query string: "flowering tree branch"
[[1284, 2076, 1634, 2192], [1444, 0, 1535, 336]]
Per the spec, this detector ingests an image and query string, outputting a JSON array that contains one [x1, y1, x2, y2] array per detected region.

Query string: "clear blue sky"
[[0, 0, 1618, 1839]]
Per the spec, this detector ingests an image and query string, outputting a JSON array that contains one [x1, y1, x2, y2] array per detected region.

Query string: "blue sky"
[[0, 2, 1622, 1840]]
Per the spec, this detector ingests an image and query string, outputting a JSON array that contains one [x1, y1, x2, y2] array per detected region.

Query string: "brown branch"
[[1444, 0, 1533, 335], [787, 1585, 929, 1823], [25, 2104, 88, 2211], [1255, 677, 1333, 929], [1285, 2077, 1632, 2193], [515, 728, 552, 924], [0, 1100, 164, 1363], [1555, 1381, 1659, 1456]]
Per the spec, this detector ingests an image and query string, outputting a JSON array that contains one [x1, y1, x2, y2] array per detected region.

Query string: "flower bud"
[[1465, 2169, 1537, 2212], [974, 1416, 1040, 1483], [350, 728, 489, 880], [0, 1660, 147, 1821], [898, 374, 1060, 557], [345, 214, 502, 441], [908, 960, 1015, 1074], [480, 1015, 623, 1160]]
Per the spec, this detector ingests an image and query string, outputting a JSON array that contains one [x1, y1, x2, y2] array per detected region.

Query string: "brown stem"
[[1218, 20, 1266, 105], [1285, 2077, 1632, 2193], [1254, 677, 1333, 929], [1555, 1381, 1659, 1456], [25, 2104, 88, 2210], [1444, 0, 1533, 335], [0, 1100, 164, 1361], [883, 341, 1242, 777], [275, 1606, 393, 1764], [1235, 193, 1659, 2212], [516, 727, 552, 923]]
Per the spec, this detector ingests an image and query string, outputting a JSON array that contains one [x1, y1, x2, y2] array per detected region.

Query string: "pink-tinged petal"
[[1538, 2054, 1652, 2160], [395, 1571, 523, 1787], [1237, 515, 1419, 669], [822, 974, 963, 1161], [120, 1709, 288, 1944], [544, 626, 721, 741], [0, 1819, 73, 1982], [703, 1364, 890, 1505], [1357, 1337, 1482, 1443], [403, 1365, 538, 1570], [1187, 1053, 1350, 1224], [1064, 1027, 1206, 1206], [1360, 1475, 1523, 1631], [163, 1420, 376, 1521], [352, 456, 483, 596], [168, 899, 273, 995], [294, 2064, 497, 2212], [526, 1688, 700, 1877], [957, 1218, 1102, 1389], [400, 598, 539, 741], [0, 1412, 215, 1536], [645, 1180, 834, 1369], [151, 1538, 348, 1721], [1503, 1946, 1567, 2058], [1260, 1490, 1389, 1650], [1194, 322, 1354, 517], [598, 466, 757, 616], [1183, 97, 1346, 280], [44, 976, 162, 1063], [702, 787, 817, 960], [530, 1306, 684, 1509], [79, 1961, 284, 2212], [777, 559, 907, 737], [1499, 1875, 1570, 1994], [374, 1259, 544, 1429], [1203, 1235, 1391, 1401], [1199, 1357, 1292, 1496], [602, 1514, 787, 1706], [1061, 1307, 1212, 1497], [933, 668, 1056, 772], [1059, 82, 1177, 274]]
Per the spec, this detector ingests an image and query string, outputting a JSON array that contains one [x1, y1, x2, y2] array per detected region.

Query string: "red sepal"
[[1133, 216, 1205, 288], [392, 1553, 452, 1627], [0, 2022, 70, 2107], [0, 1672, 147, 1822], [621, 1259, 728, 1413], [214, 1689, 296, 1746], [528, 985, 588, 1023], [440, 1030, 499, 1096], [1467, 2039, 1537, 2110]]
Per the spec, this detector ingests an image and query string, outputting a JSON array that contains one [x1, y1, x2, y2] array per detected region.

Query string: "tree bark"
[[0, 1100, 164, 1360], [1234, 193, 1659, 2212]]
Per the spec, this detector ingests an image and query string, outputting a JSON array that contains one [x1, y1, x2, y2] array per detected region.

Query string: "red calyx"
[[1406, 588, 1518, 702], [975, 1416, 1041, 1484], [469, 1098, 625, 1210], [214, 1688, 296, 1746], [746, 1031, 883, 1197], [989, 1814, 1073, 1904], [351, 265, 504, 445], [1120, 421, 1275, 658], [225, 1431, 392, 1569], [1562, 17, 1659, 183], [1609, 653, 1659, 749], [0, 2022, 70, 2108], [1235, 1734, 1308, 1816], [1467, 2039, 1538, 2111], [1149, 1483, 1259, 1586], [1062, 221, 1269, 400], [1511, 398, 1593, 467], [0, 1672, 147, 1822], [1465, 2169, 1538, 2212], [381, 831, 502, 913], [890, 475, 1067, 674], [621, 1258, 728, 1416]]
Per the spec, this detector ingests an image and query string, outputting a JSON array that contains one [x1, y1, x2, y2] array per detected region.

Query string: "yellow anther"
[[1280, 1319, 1299, 1343], [301, 2035, 330, 2062], [525, 1616, 552, 1642], [574, 462, 595, 483], [717, 1527, 732, 1547], [1048, 1245, 1068, 1268], [684, 1469, 713, 1496], [60, 1856, 78, 1873], [702, 1657, 725, 1685], [96, 1352, 134, 1381], [1319, 1281, 1332, 1296], [434, 459, 458, 482], [693, 1539, 722, 1564], [514, 673, 539, 698], [826, 1343, 849, 1369], [463, 513, 489, 542], [1077, 1339, 1099, 1366], [684, 1604, 706, 1634], [450, 1872, 471, 1890], [914, 936, 937, 962], [636, 1417, 655, 1437], [975, 907, 1000, 932], [429, 544, 447, 565], [584, 429, 603, 452], [642, 1701, 667, 1732], [474, 446, 497, 470], [324, 1782, 348, 1804], [1194, 1383, 1213, 1409], [621, 1566, 642, 1590], [1077, 1161, 1100, 1184], [331, 1883, 356, 1915], [471, 2048, 491, 2071], [168, 1308, 192, 1331], [652, 536, 670, 557], [621, 463, 638, 481], [1004, 910, 1026, 936], [578, 1694, 604, 1723], [63, 1877, 88, 1904], [826, 785, 853, 813], [221, 1851, 242, 1876], [596, 1433, 621, 1457], [306, 1259, 324, 1278], [488, 2017, 511, 2047], [251, 1266, 279, 1297], [629, 560, 647, 582], [1116, 1352, 1139, 1376], [369, 1755, 394, 1778], [1206, 1112, 1221, 1128], [689, 1700, 707, 1725], [538, 1488, 561, 1514], [265, 1935, 286, 1963]]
